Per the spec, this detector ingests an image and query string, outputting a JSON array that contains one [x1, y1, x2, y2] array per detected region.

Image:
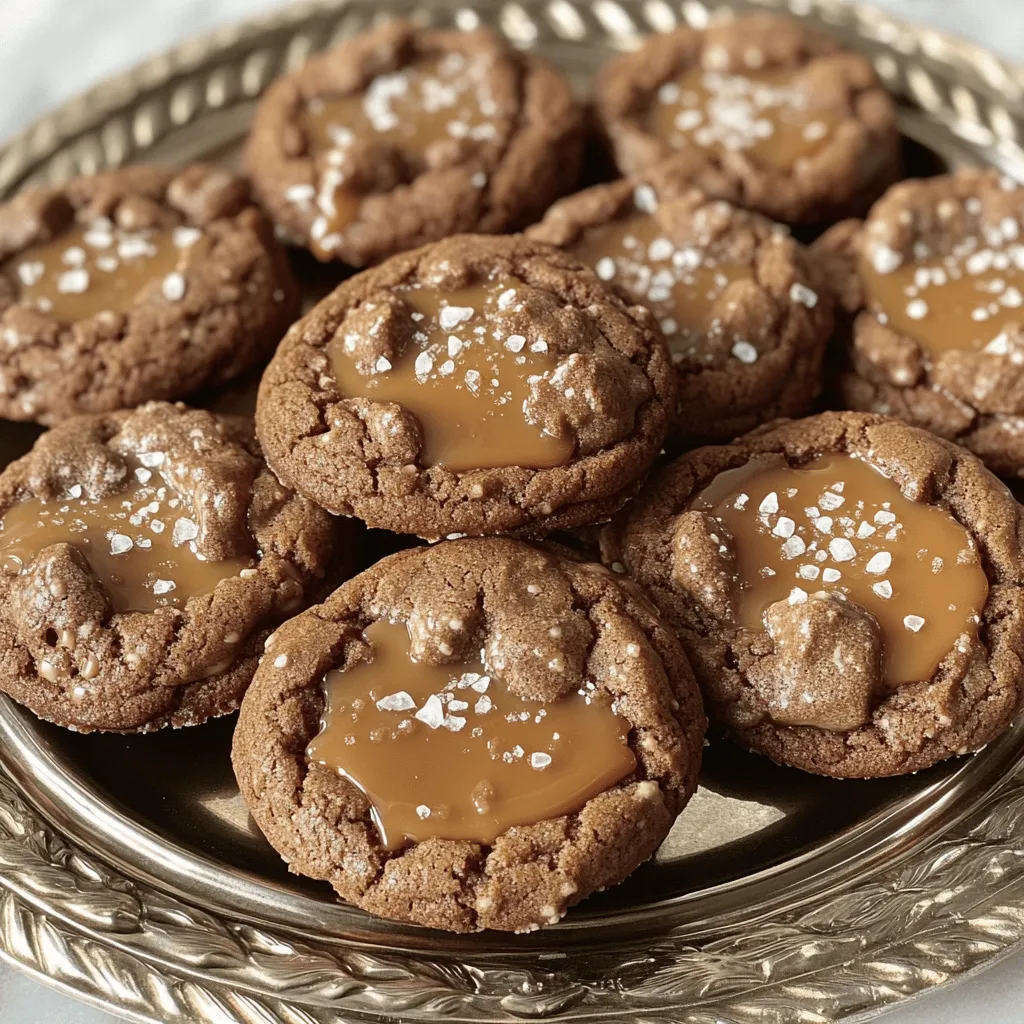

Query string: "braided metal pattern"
[[0, 1, 1023, 1021]]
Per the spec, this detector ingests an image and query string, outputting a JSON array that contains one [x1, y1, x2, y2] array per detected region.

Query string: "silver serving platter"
[[1, 1, 1024, 1021]]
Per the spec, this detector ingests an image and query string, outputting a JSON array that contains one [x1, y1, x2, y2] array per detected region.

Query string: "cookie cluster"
[[0, 12, 1022, 935]]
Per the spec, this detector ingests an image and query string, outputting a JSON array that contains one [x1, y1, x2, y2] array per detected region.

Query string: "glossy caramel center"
[[7, 220, 200, 324], [860, 240, 1024, 358], [0, 457, 255, 614], [570, 207, 754, 363], [299, 53, 499, 256], [327, 279, 575, 472], [693, 453, 988, 686], [306, 620, 637, 849], [647, 67, 841, 172]]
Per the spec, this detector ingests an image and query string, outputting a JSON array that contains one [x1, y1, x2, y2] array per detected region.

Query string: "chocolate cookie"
[[232, 537, 704, 932], [817, 169, 1024, 478], [527, 175, 833, 447], [602, 411, 1024, 778], [0, 402, 343, 733], [0, 164, 299, 425], [244, 20, 583, 266], [255, 233, 676, 538], [592, 12, 900, 226]]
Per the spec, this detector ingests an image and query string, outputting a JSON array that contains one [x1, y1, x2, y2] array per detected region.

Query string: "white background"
[[0, 0, 1022, 1021]]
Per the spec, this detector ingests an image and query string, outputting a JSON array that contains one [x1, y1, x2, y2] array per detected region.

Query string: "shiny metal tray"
[[2, 1, 1024, 1021]]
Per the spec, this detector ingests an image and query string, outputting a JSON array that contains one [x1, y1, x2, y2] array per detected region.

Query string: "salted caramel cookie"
[[255, 233, 675, 538], [244, 20, 583, 266], [602, 411, 1024, 778], [592, 13, 900, 225], [527, 176, 833, 447], [817, 170, 1024, 478], [0, 164, 299, 425], [232, 537, 704, 932], [0, 402, 342, 733]]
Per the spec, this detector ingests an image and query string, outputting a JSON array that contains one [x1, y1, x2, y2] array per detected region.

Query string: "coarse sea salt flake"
[[772, 516, 795, 539], [376, 691, 416, 712], [829, 538, 857, 562], [865, 551, 891, 574], [782, 535, 806, 558], [732, 340, 758, 364], [415, 694, 445, 729], [162, 272, 186, 301], [109, 533, 133, 554], [439, 305, 474, 330], [789, 282, 818, 308]]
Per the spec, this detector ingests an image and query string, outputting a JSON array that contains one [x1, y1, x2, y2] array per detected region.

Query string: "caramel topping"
[[328, 279, 575, 472], [860, 238, 1024, 359], [693, 453, 988, 687], [0, 457, 255, 614], [570, 203, 754, 363], [6, 220, 200, 324], [307, 620, 636, 849], [647, 68, 841, 172], [298, 54, 499, 256]]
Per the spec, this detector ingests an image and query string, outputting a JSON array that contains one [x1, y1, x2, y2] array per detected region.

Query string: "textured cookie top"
[[593, 12, 899, 224], [0, 402, 339, 732], [232, 537, 705, 932], [244, 20, 583, 266], [255, 234, 676, 538], [604, 411, 1024, 777], [528, 175, 833, 446], [0, 165, 298, 425], [818, 169, 1024, 416]]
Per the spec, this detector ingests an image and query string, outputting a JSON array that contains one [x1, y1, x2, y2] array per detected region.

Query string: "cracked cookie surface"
[[817, 169, 1024, 478], [0, 164, 299, 425], [528, 177, 833, 447], [255, 233, 676, 538], [244, 19, 584, 267], [0, 402, 344, 732], [231, 537, 705, 932], [592, 12, 900, 226], [602, 411, 1024, 777]]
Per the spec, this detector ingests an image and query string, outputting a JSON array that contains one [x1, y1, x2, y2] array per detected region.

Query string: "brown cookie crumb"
[[244, 20, 584, 266], [603, 411, 1024, 778], [817, 169, 1024, 478], [255, 234, 676, 539], [527, 177, 833, 446], [231, 537, 705, 932], [592, 12, 900, 225], [0, 165, 299, 425], [0, 402, 346, 733]]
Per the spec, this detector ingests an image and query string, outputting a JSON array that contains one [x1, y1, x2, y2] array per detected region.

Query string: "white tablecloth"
[[0, 1, 1021, 1021]]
